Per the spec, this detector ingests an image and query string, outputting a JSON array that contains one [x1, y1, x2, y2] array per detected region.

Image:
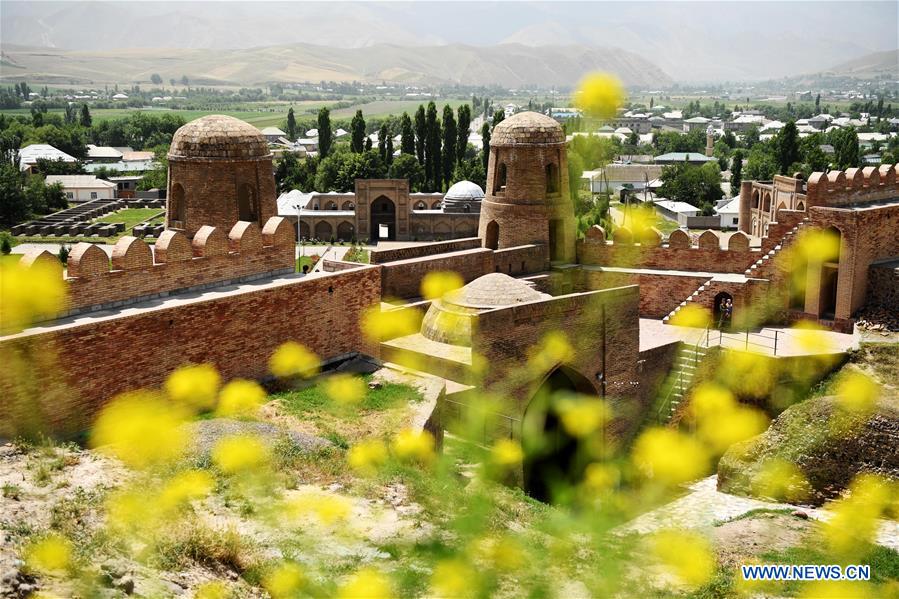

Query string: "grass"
[[329, 99, 467, 120], [275, 374, 422, 418], [296, 256, 314, 272], [344, 246, 370, 264], [93, 207, 165, 230], [151, 522, 259, 574], [2, 483, 21, 500], [713, 507, 796, 527], [757, 544, 899, 594]]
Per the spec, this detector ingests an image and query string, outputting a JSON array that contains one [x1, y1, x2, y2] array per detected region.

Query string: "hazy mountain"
[[0, 43, 672, 88], [2, 1, 897, 83], [819, 49, 899, 78]]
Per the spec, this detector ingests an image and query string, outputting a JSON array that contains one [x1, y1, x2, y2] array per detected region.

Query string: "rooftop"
[[491, 111, 565, 146], [169, 115, 271, 160], [654, 152, 716, 163], [45, 175, 117, 189], [18, 144, 77, 170]]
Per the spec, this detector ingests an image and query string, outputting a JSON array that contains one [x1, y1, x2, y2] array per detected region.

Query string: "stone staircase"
[[656, 342, 707, 423], [743, 220, 808, 279], [662, 278, 715, 324]]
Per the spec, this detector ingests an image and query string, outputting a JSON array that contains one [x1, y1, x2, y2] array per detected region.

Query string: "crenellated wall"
[[23, 217, 296, 320], [368, 238, 482, 264], [806, 164, 898, 208]]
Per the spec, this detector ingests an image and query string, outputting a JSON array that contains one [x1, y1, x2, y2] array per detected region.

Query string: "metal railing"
[[702, 326, 783, 356], [442, 396, 522, 445], [656, 333, 705, 422]]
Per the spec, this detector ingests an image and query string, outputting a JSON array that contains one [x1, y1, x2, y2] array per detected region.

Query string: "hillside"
[[818, 49, 899, 78], [0, 42, 672, 88]]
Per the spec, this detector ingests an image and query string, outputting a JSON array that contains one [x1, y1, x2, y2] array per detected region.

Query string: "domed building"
[[167, 115, 277, 238], [442, 180, 484, 213], [421, 273, 550, 346], [478, 111, 576, 263]]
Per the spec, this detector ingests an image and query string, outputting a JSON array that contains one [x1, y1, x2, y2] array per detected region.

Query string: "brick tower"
[[478, 111, 576, 263], [167, 115, 277, 238]]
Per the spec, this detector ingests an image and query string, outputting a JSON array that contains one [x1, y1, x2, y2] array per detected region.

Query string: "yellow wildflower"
[[216, 378, 267, 417], [264, 561, 305, 599], [649, 529, 714, 588], [269, 341, 320, 378], [90, 390, 187, 469], [25, 533, 72, 574], [574, 72, 626, 119], [753, 459, 810, 502], [834, 371, 880, 415], [431, 558, 476, 598], [324, 373, 367, 406], [159, 469, 214, 511], [195, 582, 228, 599], [490, 439, 524, 468], [347, 439, 389, 476], [0, 258, 66, 334], [337, 567, 392, 599], [391, 428, 435, 463], [421, 270, 464, 300], [556, 396, 610, 438], [669, 304, 712, 329], [211, 434, 270, 474], [164, 363, 220, 411], [528, 331, 575, 371], [360, 304, 422, 342], [583, 462, 620, 493], [632, 427, 709, 486]]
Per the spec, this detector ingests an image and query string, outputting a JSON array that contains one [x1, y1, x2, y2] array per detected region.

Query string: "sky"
[[2, 1, 897, 82]]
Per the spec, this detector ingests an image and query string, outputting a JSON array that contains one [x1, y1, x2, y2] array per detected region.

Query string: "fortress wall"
[[0, 265, 380, 437], [38, 217, 295, 319], [580, 269, 710, 318], [806, 164, 899, 208], [369, 237, 482, 264]]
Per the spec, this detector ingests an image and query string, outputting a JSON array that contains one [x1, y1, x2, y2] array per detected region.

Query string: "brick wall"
[[44, 217, 295, 319], [866, 260, 899, 311], [369, 238, 482, 264], [0, 266, 381, 437], [806, 164, 898, 208], [579, 268, 709, 318]]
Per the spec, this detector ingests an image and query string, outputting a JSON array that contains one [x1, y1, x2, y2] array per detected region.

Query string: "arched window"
[[494, 163, 507, 194], [796, 201, 806, 211], [237, 183, 257, 222], [326, 201, 338, 210], [751, 190, 760, 209], [432, 201, 442, 210], [463, 203, 471, 213], [545, 163, 559, 195], [169, 183, 185, 227], [485, 220, 499, 250], [415, 201, 427, 210], [763, 193, 771, 213], [342, 201, 356, 210]]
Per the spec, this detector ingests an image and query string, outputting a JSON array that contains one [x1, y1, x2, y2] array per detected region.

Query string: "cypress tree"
[[441, 105, 457, 186], [80, 104, 92, 127], [730, 149, 743, 191], [492, 108, 505, 128], [400, 112, 415, 155], [351, 110, 366, 153], [385, 135, 394, 166], [378, 123, 389, 162], [317, 107, 332, 158], [425, 102, 441, 191], [456, 104, 471, 163], [414, 105, 426, 165], [480, 122, 491, 172], [286, 108, 297, 140]]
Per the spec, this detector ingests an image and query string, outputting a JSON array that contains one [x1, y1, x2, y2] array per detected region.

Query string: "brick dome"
[[421, 274, 550, 346], [169, 115, 270, 160], [491, 111, 565, 146]]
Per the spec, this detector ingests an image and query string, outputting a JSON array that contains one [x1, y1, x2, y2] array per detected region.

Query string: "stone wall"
[[38, 217, 295, 319], [579, 268, 710, 318], [866, 260, 899, 311], [806, 164, 898, 208], [369, 238, 482, 264], [0, 266, 380, 437]]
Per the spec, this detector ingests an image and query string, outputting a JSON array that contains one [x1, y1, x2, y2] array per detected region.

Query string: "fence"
[[442, 396, 521, 446]]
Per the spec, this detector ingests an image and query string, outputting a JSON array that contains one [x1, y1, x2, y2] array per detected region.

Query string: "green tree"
[[657, 161, 724, 214], [351, 110, 366, 153], [275, 152, 319, 192], [567, 151, 585, 205], [414, 105, 426, 165], [364, 137, 373, 152], [831, 127, 860, 170], [378, 123, 389, 162], [317, 107, 333, 158], [0, 162, 29, 226], [451, 157, 486, 191], [0, 232, 11, 255], [80, 104, 92, 128], [385, 133, 394, 166], [744, 148, 778, 181], [456, 104, 471, 163], [180, 75, 189, 86], [742, 126, 760, 149], [480, 122, 491, 172], [424, 102, 441, 191], [775, 121, 800, 175], [388, 153, 425, 191], [729, 149, 744, 191], [150, 74, 163, 85], [400, 112, 415, 156], [492, 109, 505, 128], [441, 105, 457, 189], [286, 108, 297, 141]]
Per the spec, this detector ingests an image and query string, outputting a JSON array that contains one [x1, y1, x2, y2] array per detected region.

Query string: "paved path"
[[619, 476, 899, 552]]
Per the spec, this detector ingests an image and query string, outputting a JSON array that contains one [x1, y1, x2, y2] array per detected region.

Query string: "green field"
[[95, 207, 165, 231], [329, 99, 467, 119]]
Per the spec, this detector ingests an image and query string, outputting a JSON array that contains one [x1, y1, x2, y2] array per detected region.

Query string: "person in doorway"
[[723, 298, 733, 329]]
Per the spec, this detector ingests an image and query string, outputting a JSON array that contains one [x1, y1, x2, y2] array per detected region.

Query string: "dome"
[[444, 180, 485, 202], [491, 111, 565, 146], [169, 115, 271, 160], [420, 274, 551, 346], [442, 180, 484, 213]]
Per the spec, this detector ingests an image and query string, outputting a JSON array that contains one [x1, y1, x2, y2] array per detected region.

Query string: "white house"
[[260, 127, 287, 143], [45, 175, 117, 202], [652, 199, 700, 226], [715, 195, 741, 229], [18, 144, 77, 173]]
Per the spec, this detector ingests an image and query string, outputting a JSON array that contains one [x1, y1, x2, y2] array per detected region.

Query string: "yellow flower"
[[216, 378, 267, 417], [474, 536, 526, 572], [574, 72, 626, 119], [269, 341, 320, 379], [421, 270, 464, 300], [555, 397, 610, 438], [796, 228, 840, 263], [211, 434, 270, 474], [632, 427, 709, 486], [823, 473, 891, 558], [324, 373, 367, 406], [583, 462, 620, 493], [264, 561, 305, 599], [649, 529, 714, 588], [347, 439, 389, 476], [669, 304, 712, 329], [792, 320, 837, 354], [697, 406, 768, 454], [0, 258, 66, 334], [391, 428, 435, 463], [752, 459, 810, 502], [834, 371, 880, 415], [431, 558, 476, 598], [528, 331, 575, 371], [337, 567, 392, 599], [800, 581, 874, 599], [90, 390, 188, 469], [360, 304, 422, 342], [159, 469, 214, 511], [195, 582, 229, 599], [490, 439, 524, 468], [25, 533, 72, 574], [106, 488, 157, 532], [164, 363, 220, 411]]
